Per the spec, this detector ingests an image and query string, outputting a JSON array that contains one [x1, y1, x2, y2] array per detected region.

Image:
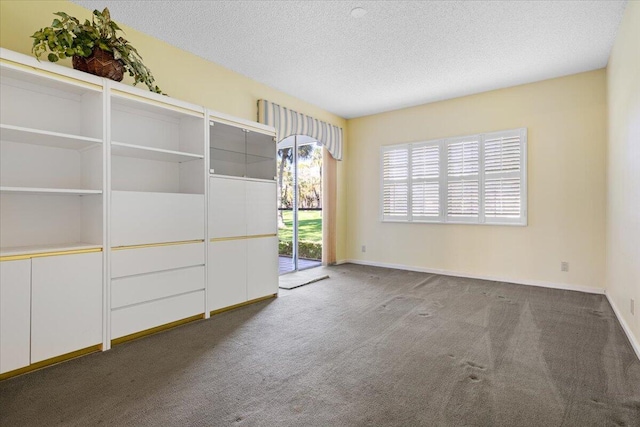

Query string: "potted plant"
[[31, 7, 163, 94]]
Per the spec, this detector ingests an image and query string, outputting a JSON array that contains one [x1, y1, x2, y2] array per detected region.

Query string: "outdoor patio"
[[278, 256, 321, 275]]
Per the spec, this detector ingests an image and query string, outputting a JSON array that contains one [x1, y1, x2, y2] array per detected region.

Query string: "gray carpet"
[[1, 264, 639, 426]]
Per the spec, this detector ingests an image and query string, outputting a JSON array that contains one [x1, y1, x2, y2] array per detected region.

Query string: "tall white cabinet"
[[0, 48, 278, 379], [208, 120, 279, 312]]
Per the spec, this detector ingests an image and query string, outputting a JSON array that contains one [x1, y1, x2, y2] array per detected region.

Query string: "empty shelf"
[[0, 124, 102, 150], [0, 187, 102, 196], [111, 142, 204, 163]]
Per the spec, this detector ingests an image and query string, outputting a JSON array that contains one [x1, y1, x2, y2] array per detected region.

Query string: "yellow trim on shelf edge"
[[111, 89, 204, 118], [0, 344, 102, 381], [111, 314, 205, 346], [0, 247, 103, 262], [210, 294, 277, 316], [0, 58, 102, 90], [209, 234, 277, 242], [112, 240, 205, 251]]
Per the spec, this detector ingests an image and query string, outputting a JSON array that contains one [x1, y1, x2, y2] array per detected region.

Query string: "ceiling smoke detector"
[[350, 7, 367, 18]]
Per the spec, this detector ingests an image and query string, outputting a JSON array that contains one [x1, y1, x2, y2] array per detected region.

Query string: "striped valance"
[[258, 100, 343, 160]]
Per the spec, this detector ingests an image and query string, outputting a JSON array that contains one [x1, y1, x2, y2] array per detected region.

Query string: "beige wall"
[[0, 0, 349, 260], [1, 1, 631, 309], [606, 1, 640, 345], [346, 70, 608, 290]]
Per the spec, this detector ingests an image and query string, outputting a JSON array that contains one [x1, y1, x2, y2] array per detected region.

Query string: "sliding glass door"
[[277, 135, 322, 274]]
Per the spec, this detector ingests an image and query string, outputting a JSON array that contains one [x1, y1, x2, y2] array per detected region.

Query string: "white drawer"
[[111, 290, 204, 339], [112, 266, 204, 309], [111, 242, 204, 278], [111, 191, 205, 247]]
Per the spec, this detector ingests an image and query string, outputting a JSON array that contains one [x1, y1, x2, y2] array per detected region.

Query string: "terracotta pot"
[[72, 48, 124, 82]]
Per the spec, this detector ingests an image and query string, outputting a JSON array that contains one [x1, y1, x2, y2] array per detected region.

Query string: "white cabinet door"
[[209, 177, 246, 238], [31, 252, 102, 363], [0, 259, 31, 374], [246, 180, 277, 236], [247, 237, 279, 301], [208, 240, 247, 311], [111, 191, 205, 247]]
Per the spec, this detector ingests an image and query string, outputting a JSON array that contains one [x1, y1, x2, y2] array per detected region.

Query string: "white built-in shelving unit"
[[0, 48, 279, 379]]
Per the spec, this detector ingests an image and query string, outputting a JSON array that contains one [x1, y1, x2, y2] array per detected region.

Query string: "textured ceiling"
[[73, 1, 626, 119]]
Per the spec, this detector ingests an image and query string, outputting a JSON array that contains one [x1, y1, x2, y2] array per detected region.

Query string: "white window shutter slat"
[[447, 180, 479, 216], [484, 178, 521, 217], [411, 144, 439, 179], [412, 182, 439, 217], [447, 140, 479, 176], [383, 182, 409, 218], [382, 147, 409, 180]]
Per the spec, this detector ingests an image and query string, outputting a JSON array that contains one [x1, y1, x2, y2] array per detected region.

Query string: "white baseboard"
[[340, 259, 606, 295], [605, 292, 640, 361]]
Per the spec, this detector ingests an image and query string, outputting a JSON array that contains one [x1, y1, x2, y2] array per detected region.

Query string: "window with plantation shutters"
[[381, 128, 526, 226]]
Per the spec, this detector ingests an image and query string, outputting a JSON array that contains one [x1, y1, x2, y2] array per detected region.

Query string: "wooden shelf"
[[111, 142, 203, 163], [0, 187, 102, 196], [0, 124, 102, 151], [0, 242, 102, 258]]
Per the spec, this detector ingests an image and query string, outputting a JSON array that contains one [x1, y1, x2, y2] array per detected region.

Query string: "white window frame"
[[380, 128, 527, 226]]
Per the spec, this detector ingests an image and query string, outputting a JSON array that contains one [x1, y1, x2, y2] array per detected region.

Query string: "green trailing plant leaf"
[[31, 7, 164, 94]]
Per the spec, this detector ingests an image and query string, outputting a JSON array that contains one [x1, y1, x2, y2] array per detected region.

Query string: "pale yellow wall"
[[0, 0, 349, 260], [346, 70, 608, 290], [606, 1, 640, 344]]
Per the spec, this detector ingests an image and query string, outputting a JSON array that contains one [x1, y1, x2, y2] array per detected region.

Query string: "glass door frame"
[[278, 135, 321, 274], [291, 136, 300, 271]]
